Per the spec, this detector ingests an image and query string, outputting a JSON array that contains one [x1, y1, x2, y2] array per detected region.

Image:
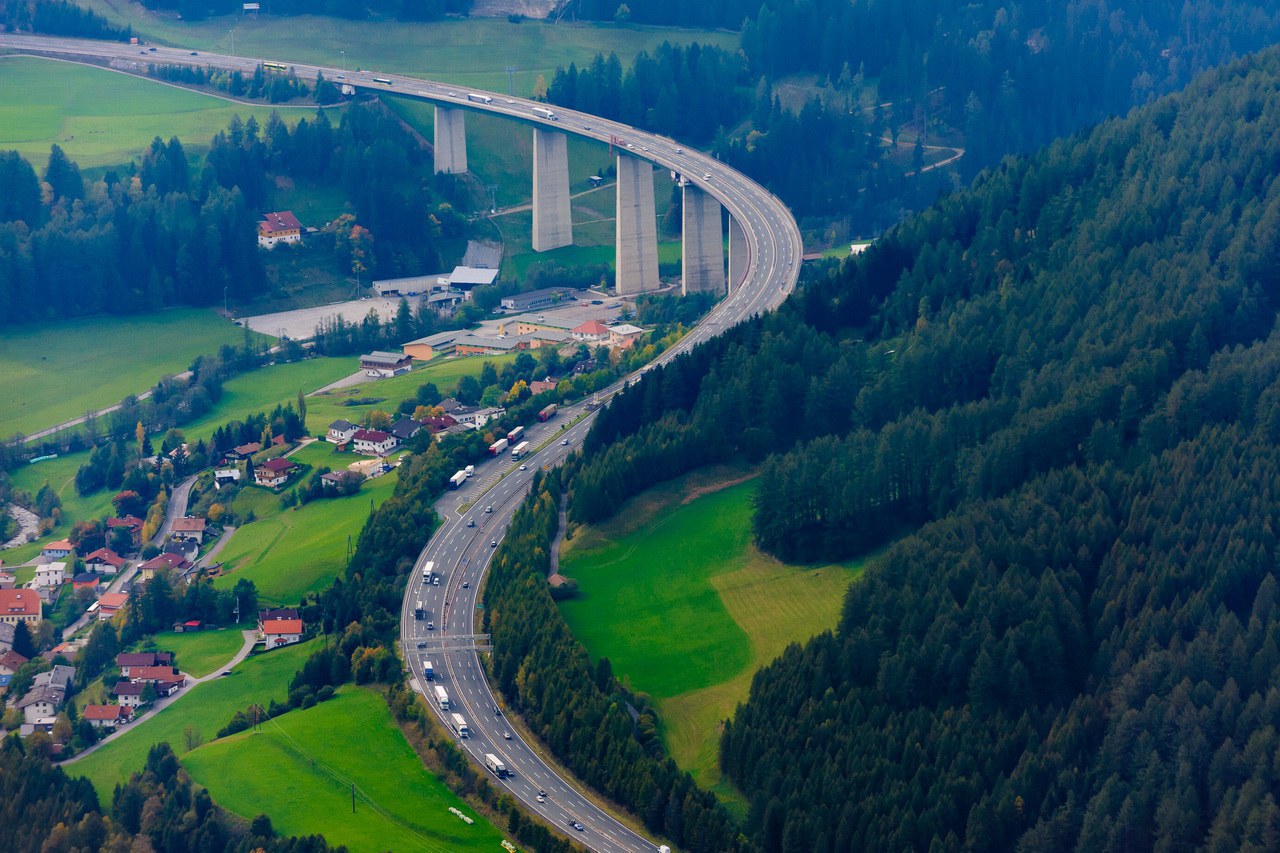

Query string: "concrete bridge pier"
[[531, 128, 573, 252], [433, 106, 468, 174], [615, 154, 660, 295], [728, 216, 748, 292], [681, 183, 726, 295]]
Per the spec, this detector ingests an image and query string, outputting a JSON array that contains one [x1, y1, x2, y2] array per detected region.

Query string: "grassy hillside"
[[184, 686, 504, 851], [0, 55, 315, 169], [213, 468, 399, 605], [72, 638, 318, 799], [0, 307, 256, 439], [558, 470, 862, 794], [138, 627, 249, 679]]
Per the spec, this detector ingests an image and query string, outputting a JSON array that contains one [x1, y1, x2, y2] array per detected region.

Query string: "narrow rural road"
[[60, 629, 258, 765], [195, 526, 236, 569], [21, 372, 191, 444]]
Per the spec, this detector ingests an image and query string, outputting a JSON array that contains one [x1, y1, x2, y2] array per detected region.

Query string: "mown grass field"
[[558, 469, 864, 800], [213, 469, 398, 605], [76, 2, 737, 94], [0, 55, 314, 169], [0, 307, 256, 440], [72, 638, 318, 799], [137, 627, 248, 679], [184, 686, 503, 851], [5, 454, 120, 567]]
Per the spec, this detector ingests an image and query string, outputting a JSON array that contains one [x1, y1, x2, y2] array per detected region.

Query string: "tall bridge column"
[[615, 154, 660, 295], [681, 183, 726, 295], [531, 128, 573, 252], [433, 106, 467, 174], [728, 215, 748, 292]]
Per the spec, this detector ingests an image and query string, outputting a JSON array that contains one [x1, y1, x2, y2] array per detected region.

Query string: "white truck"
[[511, 440, 530, 460], [484, 753, 509, 778], [467, 93, 493, 104], [434, 685, 450, 710], [465, 464, 475, 478], [532, 106, 556, 120], [450, 713, 470, 738], [449, 470, 468, 488], [422, 561, 435, 584]]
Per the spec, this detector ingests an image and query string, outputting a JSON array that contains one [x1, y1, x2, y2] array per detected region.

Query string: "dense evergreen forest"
[[0, 102, 459, 326], [0, 0, 133, 40], [570, 44, 1280, 851]]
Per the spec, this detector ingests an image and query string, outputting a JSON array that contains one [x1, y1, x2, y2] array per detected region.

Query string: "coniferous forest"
[[565, 44, 1280, 851]]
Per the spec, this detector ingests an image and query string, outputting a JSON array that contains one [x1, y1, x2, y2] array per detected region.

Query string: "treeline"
[[0, 737, 341, 853], [617, 44, 1280, 850], [147, 62, 328, 105], [566, 0, 753, 28], [0, 0, 133, 40], [485, 469, 745, 851], [547, 44, 748, 144]]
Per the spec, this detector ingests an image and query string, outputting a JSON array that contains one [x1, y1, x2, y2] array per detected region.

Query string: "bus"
[[373, 77, 393, 86], [467, 93, 493, 104], [532, 106, 556, 120], [262, 61, 288, 73], [511, 441, 530, 460], [450, 713, 470, 738]]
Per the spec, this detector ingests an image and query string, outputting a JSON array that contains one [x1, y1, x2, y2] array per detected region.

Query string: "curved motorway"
[[0, 33, 802, 851]]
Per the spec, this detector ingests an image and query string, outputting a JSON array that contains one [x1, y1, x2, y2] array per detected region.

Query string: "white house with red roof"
[[170, 516, 207, 544], [92, 592, 129, 621], [84, 704, 133, 728], [254, 457, 298, 489], [0, 589, 42, 625], [571, 320, 611, 342], [352, 428, 397, 457], [260, 617, 304, 648], [257, 210, 303, 248], [40, 539, 74, 561]]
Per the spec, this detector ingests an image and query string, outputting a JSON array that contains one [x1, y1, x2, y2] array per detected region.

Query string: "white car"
[[561, 439, 569, 446], [519, 464, 527, 471]]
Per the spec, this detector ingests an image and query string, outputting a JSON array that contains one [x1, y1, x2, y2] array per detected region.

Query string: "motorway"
[[0, 33, 802, 852]]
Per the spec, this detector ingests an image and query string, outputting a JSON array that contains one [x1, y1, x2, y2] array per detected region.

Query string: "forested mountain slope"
[[713, 47, 1280, 852], [569, 44, 1280, 851]]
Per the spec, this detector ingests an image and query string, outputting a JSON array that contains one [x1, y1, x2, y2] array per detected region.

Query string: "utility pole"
[[504, 64, 517, 96]]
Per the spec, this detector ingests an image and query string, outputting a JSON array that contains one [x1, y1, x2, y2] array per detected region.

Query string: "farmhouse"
[[41, 540, 73, 561], [84, 704, 133, 728], [257, 210, 303, 248], [261, 618, 304, 648], [327, 419, 358, 444], [360, 351, 414, 378], [34, 562, 67, 589], [0, 589, 41, 625], [113, 681, 147, 707], [170, 517, 207, 544], [352, 429, 397, 456], [84, 548, 127, 575], [138, 552, 192, 582], [229, 442, 263, 460], [106, 515, 144, 548], [255, 457, 298, 489], [92, 592, 129, 621]]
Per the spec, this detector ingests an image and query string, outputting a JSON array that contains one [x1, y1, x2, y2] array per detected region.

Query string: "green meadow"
[[72, 638, 318, 799], [0, 55, 317, 169], [213, 466, 399, 605], [184, 686, 504, 852], [0, 307, 257, 440], [558, 470, 864, 801], [138, 627, 250, 679]]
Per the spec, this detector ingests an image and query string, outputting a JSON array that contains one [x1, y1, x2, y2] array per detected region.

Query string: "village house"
[[228, 442, 263, 461], [40, 540, 74, 561], [259, 608, 303, 648], [327, 419, 358, 445], [84, 547, 127, 576], [389, 417, 422, 442], [421, 413, 458, 434], [0, 570, 14, 589], [138, 552, 191, 583], [112, 681, 147, 707], [319, 471, 345, 490], [254, 457, 298, 489], [530, 378, 560, 396], [106, 516, 144, 549], [34, 562, 67, 590], [170, 517, 207, 544], [257, 210, 303, 248], [92, 592, 129, 621], [84, 704, 133, 728], [128, 665, 186, 695], [571, 320, 611, 342], [163, 539, 199, 564], [0, 622, 15, 653], [360, 351, 414, 378], [608, 323, 647, 349], [213, 468, 241, 489], [72, 573, 99, 593], [0, 589, 42, 625], [0, 649, 28, 676], [351, 429, 397, 457], [18, 665, 75, 724]]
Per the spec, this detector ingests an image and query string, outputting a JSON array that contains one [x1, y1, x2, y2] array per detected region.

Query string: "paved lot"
[[239, 297, 404, 340]]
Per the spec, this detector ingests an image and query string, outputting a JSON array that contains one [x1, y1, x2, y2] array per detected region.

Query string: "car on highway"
[[467, 518, 475, 527], [676, 146, 683, 153], [416, 641, 426, 649], [432, 577, 440, 586], [503, 730, 511, 739], [490, 540, 497, 548], [536, 794, 545, 803], [703, 172, 712, 180], [519, 464, 527, 471], [463, 581, 470, 588], [568, 820, 585, 832], [485, 505, 493, 513], [561, 438, 569, 445], [426, 621, 434, 630], [493, 704, 502, 715], [504, 98, 514, 104], [149, 47, 157, 51]]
